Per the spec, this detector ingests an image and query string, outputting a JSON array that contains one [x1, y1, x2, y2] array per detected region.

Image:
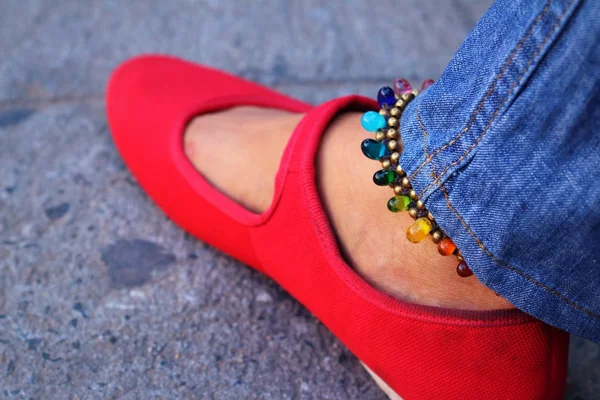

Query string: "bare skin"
[[184, 107, 513, 310]]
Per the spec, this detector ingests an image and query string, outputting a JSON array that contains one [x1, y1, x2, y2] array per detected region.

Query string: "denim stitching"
[[417, 0, 576, 198], [438, 183, 600, 320], [417, 112, 600, 321], [407, 0, 553, 182]]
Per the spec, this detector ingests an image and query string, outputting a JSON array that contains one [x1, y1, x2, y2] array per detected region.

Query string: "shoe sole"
[[361, 362, 404, 400]]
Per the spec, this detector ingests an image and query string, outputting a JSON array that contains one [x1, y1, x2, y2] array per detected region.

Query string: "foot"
[[184, 107, 513, 310]]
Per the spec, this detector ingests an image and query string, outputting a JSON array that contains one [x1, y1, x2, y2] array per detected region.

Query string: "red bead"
[[456, 262, 473, 277], [437, 238, 456, 256], [421, 79, 434, 91]]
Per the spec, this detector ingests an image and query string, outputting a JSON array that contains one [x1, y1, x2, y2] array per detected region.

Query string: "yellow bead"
[[406, 217, 433, 243]]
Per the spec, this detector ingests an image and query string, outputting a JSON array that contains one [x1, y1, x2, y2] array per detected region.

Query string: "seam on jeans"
[[416, 108, 600, 321], [438, 184, 600, 320], [417, 0, 576, 198], [407, 0, 553, 182]]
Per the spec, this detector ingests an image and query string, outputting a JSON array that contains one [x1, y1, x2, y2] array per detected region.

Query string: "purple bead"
[[393, 78, 412, 96], [377, 86, 396, 108]]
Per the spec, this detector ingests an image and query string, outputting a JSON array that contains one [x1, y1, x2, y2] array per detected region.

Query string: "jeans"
[[400, 0, 600, 343]]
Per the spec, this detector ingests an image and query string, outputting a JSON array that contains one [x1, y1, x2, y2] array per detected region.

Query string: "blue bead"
[[361, 139, 388, 160], [361, 111, 387, 132], [377, 86, 396, 108]]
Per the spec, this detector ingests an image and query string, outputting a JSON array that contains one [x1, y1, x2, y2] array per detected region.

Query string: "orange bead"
[[437, 238, 456, 256]]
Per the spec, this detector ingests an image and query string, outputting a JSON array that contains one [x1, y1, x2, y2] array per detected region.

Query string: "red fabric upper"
[[107, 55, 569, 400]]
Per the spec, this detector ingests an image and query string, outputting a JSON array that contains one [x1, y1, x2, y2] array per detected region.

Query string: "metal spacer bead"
[[390, 152, 400, 163], [386, 128, 398, 140], [400, 93, 411, 101], [401, 177, 412, 188], [409, 189, 418, 200], [427, 211, 435, 221], [395, 99, 406, 108], [375, 131, 385, 141], [379, 109, 390, 117], [390, 107, 402, 117], [381, 159, 391, 169], [408, 208, 418, 219], [431, 230, 443, 244], [457, 255, 464, 262], [416, 200, 425, 210], [387, 117, 399, 128], [411, 89, 420, 96], [395, 165, 405, 176], [388, 140, 398, 151], [393, 185, 402, 195]]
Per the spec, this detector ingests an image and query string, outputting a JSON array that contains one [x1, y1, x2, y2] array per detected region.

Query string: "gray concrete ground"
[[0, 1, 598, 399]]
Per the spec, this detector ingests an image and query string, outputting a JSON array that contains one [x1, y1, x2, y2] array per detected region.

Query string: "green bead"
[[373, 170, 396, 186], [387, 195, 412, 213]]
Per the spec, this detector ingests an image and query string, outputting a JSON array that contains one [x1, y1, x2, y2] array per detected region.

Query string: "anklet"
[[360, 78, 473, 278]]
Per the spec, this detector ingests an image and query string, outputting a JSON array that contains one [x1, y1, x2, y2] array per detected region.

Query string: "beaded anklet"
[[360, 78, 473, 278]]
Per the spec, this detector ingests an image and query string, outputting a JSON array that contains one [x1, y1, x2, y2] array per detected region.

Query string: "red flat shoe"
[[106, 55, 569, 400]]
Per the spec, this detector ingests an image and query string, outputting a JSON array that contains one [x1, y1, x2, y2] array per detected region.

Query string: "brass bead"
[[409, 189, 418, 200], [457, 255, 464, 262], [427, 211, 435, 221], [387, 117, 399, 127], [390, 107, 401, 117], [386, 128, 398, 139], [395, 165, 405, 176], [416, 200, 425, 210], [381, 159, 391, 169], [408, 207, 418, 219], [411, 89, 420, 96], [395, 99, 406, 108], [431, 230, 443, 244], [390, 152, 400, 163], [379, 109, 389, 117], [401, 177, 412, 188], [388, 140, 398, 151], [393, 185, 402, 195], [401, 93, 411, 101], [375, 131, 385, 141]]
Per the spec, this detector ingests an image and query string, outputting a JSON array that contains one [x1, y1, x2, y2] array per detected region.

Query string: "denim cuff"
[[400, 0, 600, 342]]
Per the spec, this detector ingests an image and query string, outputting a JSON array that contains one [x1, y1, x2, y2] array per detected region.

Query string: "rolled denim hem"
[[399, 0, 600, 342]]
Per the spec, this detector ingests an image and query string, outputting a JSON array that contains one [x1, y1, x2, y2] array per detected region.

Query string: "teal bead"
[[361, 139, 388, 160], [361, 111, 387, 132], [373, 169, 396, 186], [387, 195, 412, 213]]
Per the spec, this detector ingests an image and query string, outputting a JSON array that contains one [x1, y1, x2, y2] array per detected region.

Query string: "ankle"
[[317, 112, 514, 310]]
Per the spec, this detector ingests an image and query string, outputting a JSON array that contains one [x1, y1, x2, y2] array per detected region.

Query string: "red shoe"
[[106, 55, 569, 400]]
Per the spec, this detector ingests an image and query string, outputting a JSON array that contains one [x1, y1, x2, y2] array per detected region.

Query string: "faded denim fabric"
[[400, 0, 600, 342]]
